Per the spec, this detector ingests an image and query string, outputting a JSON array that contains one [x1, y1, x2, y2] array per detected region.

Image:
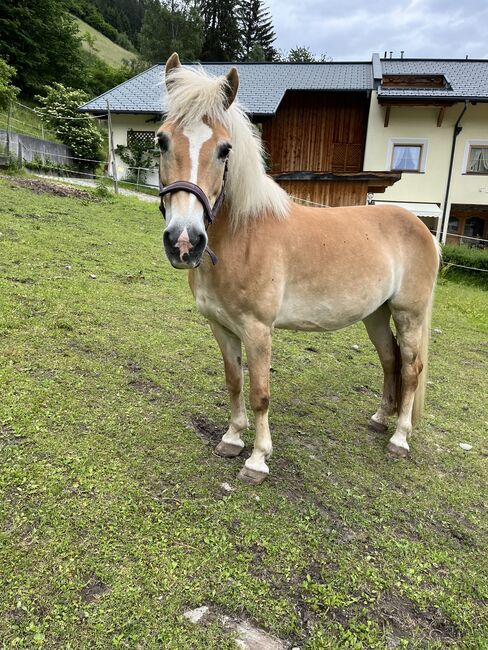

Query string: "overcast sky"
[[267, 0, 488, 60]]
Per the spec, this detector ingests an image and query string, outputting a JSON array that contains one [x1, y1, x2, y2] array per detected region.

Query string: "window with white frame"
[[467, 145, 488, 174], [391, 144, 423, 171], [386, 139, 428, 173]]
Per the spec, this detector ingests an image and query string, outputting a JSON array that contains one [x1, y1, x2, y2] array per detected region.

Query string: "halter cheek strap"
[[159, 160, 228, 265]]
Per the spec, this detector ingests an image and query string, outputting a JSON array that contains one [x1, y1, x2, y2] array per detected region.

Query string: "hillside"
[[74, 16, 137, 68]]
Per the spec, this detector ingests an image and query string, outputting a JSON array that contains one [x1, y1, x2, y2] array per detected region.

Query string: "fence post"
[[106, 99, 119, 194], [136, 167, 140, 190], [6, 101, 12, 155], [17, 141, 23, 168]]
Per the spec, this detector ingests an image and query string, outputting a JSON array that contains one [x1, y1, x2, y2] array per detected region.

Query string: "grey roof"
[[79, 62, 373, 115], [79, 58, 488, 115], [378, 59, 488, 100]]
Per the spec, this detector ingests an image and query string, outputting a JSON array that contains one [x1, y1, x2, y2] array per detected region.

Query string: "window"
[[391, 144, 423, 172], [127, 130, 155, 148], [467, 146, 488, 174], [463, 217, 485, 238], [447, 217, 459, 233]]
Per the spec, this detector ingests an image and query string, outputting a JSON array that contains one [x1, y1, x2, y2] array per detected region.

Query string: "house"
[[364, 55, 488, 244], [78, 61, 401, 208], [78, 56, 488, 243]]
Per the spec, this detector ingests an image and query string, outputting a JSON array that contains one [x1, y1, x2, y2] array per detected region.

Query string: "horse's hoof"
[[368, 418, 388, 433], [387, 442, 409, 458], [238, 466, 268, 485], [214, 441, 244, 458]]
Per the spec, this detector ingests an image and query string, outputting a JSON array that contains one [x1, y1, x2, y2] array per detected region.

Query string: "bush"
[[441, 244, 488, 271], [35, 84, 103, 165]]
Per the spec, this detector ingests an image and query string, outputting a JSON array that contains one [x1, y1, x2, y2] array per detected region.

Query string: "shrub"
[[441, 244, 488, 271], [35, 83, 103, 166]]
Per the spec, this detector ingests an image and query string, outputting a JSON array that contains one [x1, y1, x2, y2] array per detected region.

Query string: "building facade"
[[79, 56, 488, 243]]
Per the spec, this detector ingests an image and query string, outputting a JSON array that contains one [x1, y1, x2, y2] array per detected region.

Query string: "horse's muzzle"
[[163, 225, 207, 269]]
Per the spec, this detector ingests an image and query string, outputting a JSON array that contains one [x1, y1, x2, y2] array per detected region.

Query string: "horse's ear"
[[223, 67, 239, 109], [165, 52, 181, 90]]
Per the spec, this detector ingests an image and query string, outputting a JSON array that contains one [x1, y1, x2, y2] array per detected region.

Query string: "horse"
[[156, 52, 440, 486]]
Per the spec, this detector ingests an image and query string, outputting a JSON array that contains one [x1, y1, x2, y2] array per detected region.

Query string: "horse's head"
[[157, 53, 239, 269]]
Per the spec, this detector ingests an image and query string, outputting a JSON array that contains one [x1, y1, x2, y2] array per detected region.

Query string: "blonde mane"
[[164, 66, 290, 227]]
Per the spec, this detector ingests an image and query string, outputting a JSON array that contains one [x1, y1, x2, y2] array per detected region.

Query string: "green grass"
[[0, 101, 59, 143], [74, 17, 137, 68], [0, 175, 487, 649]]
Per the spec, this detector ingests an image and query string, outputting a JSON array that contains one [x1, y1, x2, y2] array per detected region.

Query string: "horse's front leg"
[[210, 321, 249, 458], [238, 323, 272, 486]]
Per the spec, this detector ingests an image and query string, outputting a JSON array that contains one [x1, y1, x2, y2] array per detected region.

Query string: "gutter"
[[439, 100, 468, 242]]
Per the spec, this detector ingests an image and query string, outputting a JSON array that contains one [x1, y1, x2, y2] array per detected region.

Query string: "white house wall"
[[364, 93, 488, 208], [110, 114, 161, 187]]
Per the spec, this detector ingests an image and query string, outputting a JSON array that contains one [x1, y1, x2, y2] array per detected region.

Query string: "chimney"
[[389, 51, 393, 59], [400, 50, 404, 59]]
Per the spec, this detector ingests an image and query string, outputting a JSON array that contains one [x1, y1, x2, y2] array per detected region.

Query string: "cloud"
[[267, 0, 488, 59]]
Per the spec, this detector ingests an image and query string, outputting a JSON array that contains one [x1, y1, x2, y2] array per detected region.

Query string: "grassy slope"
[[74, 16, 136, 68], [0, 102, 59, 143], [0, 176, 486, 649]]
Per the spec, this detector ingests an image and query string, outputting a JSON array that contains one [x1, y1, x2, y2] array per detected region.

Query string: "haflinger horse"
[[157, 53, 440, 486]]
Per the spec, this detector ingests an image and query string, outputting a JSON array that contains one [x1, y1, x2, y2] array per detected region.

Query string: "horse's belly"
[[274, 291, 385, 332]]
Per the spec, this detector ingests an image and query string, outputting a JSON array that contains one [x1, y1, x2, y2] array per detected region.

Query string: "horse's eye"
[[217, 142, 232, 160], [157, 132, 170, 153]]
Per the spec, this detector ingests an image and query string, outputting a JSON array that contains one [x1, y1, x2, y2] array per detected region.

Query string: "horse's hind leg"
[[210, 322, 248, 458], [363, 304, 399, 432], [387, 308, 425, 458]]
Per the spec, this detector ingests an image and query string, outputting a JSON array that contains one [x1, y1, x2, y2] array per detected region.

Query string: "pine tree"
[[139, 0, 204, 64], [199, 0, 242, 61], [237, 0, 277, 61]]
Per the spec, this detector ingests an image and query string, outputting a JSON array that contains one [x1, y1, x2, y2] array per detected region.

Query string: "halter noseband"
[[159, 159, 229, 265]]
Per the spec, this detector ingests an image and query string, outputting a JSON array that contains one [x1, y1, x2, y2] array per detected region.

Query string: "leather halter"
[[159, 159, 229, 265]]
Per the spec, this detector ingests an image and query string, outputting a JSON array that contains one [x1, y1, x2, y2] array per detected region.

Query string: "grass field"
[[74, 17, 137, 68], [0, 175, 486, 649]]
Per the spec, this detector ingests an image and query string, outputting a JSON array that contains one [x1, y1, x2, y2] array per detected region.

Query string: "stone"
[[183, 606, 210, 624], [459, 443, 472, 451], [220, 482, 233, 496], [432, 328, 442, 334], [89, 274, 97, 279], [222, 617, 286, 650], [351, 344, 360, 352]]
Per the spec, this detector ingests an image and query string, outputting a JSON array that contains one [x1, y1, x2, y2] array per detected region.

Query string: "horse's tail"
[[412, 237, 440, 425], [412, 288, 434, 426]]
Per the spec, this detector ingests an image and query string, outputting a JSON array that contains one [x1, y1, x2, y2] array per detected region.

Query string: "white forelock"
[[164, 66, 290, 228]]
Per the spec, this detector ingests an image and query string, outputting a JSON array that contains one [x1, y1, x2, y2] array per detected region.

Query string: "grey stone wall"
[[0, 130, 73, 164]]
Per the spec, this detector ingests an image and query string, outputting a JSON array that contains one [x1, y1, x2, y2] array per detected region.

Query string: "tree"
[[0, 58, 19, 110], [238, 0, 276, 61], [0, 0, 86, 95], [139, 0, 204, 64], [36, 84, 103, 164], [199, 0, 242, 61], [282, 46, 332, 63]]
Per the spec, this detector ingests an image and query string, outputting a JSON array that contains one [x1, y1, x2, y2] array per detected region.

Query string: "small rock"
[[351, 344, 360, 352], [220, 482, 233, 496], [254, 495, 260, 502], [459, 443, 472, 451], [89, 274, 97, 279], [65, 265, 72, 270], [183, 606, 209, 624], [432, 328, 442, 334]]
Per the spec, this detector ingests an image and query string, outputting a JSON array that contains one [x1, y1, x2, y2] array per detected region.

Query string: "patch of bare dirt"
[[80, 575, 110, 603], [190, 415, 224, 446], [128, 377, 163, 400], [3, 175, 99, 201], [373, 591, 459, 646]]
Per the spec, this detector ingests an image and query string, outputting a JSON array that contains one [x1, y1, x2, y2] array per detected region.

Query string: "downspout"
[[440, 100, 468, 242]]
